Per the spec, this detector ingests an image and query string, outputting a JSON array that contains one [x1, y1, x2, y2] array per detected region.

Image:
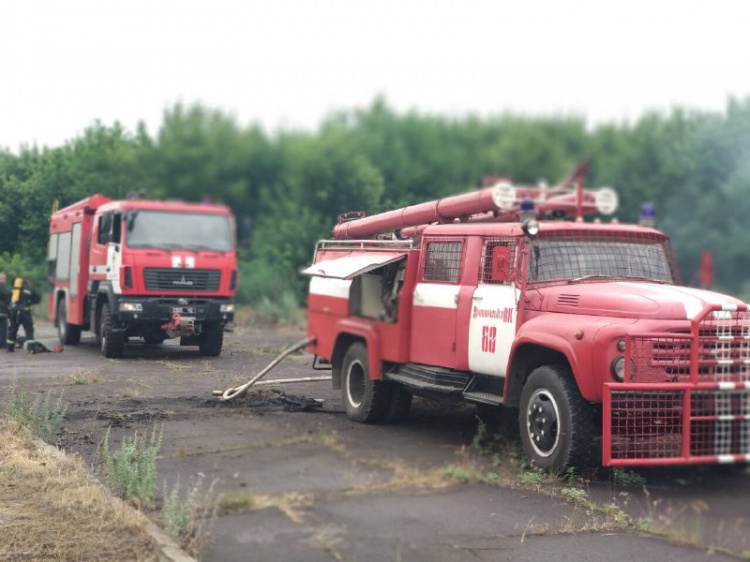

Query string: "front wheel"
[[100, 302, 124, 358], [519, 365, 596, 474], [341, 342, 390, 423], [57, 299, 81, 345], [199, 322, 223, 357]]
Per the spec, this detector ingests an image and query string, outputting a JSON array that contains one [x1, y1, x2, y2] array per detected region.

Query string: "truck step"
[[462, 391, 504, 406], [386, 363, 471, 394]]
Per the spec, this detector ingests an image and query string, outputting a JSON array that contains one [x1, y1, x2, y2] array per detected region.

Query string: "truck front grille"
[[143, 269, 221, 292], [604, 305, 750, 466]]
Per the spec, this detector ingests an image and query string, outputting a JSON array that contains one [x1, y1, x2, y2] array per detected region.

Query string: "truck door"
[[90, 212, 123, 293], [410, 238, 464, 368], [466, 238, 519, 376]]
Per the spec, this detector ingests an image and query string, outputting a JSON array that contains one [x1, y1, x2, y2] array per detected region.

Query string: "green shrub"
[[101, 424, 163, 503], [7, 376, 67, 442], [254, 291, 301, 326], [236, 259, 299, 305]]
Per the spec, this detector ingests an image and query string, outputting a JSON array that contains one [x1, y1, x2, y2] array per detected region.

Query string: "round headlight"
[[617, 339, 626, 352], [522, 219, 539, 237], [612, 356, 626, 381]]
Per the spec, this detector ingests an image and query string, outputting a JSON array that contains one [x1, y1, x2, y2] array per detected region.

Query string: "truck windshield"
[[528, 237, 675, 284], [125, 211, 233, 251]]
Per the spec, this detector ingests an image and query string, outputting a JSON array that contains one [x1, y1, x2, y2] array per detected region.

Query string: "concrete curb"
[[31, 437, 197, 562]]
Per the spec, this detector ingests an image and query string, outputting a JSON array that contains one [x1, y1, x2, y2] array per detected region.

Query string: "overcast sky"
[[1, 0, 749, 152]]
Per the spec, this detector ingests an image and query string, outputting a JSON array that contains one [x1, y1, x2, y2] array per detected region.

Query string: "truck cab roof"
[[420, 220, 665, 239]]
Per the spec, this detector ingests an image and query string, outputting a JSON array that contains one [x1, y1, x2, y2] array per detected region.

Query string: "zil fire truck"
[[303, 162, 750, 472], [47, 195, 237, 358]]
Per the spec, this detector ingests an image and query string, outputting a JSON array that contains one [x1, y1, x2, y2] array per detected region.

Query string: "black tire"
[[199, 322, 223, 357], [100, 302, 124, 358], [385, 383, 412, 423], [341, 342, 391, 423], [519, 365, 597, 474], [57, 299, 81, 345]]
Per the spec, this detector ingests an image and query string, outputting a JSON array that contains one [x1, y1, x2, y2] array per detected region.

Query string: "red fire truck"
[[47, 195, 237, 358], [304, 164, 750, 472]]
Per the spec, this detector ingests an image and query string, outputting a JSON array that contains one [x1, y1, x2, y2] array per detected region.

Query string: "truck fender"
[[331, 319, 383, 386], [95, 283, 120, 322], [505, 333, 588, 406]]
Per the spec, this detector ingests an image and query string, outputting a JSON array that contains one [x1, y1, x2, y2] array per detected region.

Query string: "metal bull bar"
[[604, 303, 750, 466]]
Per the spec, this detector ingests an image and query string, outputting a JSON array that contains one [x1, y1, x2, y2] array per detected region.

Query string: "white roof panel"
[[302, 251, 407, 279]]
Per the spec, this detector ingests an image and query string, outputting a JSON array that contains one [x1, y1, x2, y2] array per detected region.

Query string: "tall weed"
[[7, 376, 67, 442], [101, 424, 163, 504], [162, 474, 221, 553]]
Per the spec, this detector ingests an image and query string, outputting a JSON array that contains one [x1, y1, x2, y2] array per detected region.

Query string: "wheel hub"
[[527, 390, 560, 457], [346, 360, 366, 408]]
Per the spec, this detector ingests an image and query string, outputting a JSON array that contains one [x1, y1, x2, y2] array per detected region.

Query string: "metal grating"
[[608, 389, 684, 461], [690, 390, 750, 456], [479, 237, 517, 284], [606, 385, 750, 464], [626, 309, 750, 384], [423, 241, 463, 283], [144, 269, 221, 292], [527, 231, 679, 286]]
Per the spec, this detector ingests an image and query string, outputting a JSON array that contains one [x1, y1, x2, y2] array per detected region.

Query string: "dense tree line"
[[2, 97, 750, 306]]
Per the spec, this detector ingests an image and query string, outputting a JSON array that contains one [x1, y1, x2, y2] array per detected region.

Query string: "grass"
[[0, 417, 160, 561], [65, 368, 108, 386], [101, 424, 163, 504], [610, 467, 648, 486], [219, 490, 314, 523], [7, 375, 67, 442]]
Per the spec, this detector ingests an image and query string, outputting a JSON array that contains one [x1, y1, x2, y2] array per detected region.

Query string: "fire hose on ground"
[[213, 336, 331, 402]]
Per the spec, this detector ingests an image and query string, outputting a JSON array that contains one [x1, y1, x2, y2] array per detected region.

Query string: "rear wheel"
[[519, 365, 596, 474], [100, 302, 124, 358], [57, 299, 81, 345], [341, 342, 390, 423], [199, 322, 223, 357]]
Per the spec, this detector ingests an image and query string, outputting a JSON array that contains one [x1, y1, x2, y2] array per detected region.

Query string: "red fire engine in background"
[[304, 162, 750, 472], [48, 195, 237, 358]]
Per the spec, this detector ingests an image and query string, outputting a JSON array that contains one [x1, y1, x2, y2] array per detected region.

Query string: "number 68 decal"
[[481, 326, 496, 353]]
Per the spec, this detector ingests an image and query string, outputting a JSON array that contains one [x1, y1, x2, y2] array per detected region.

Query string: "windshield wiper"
[[621, 276, 671, 284], [568, 274, 617, 283]]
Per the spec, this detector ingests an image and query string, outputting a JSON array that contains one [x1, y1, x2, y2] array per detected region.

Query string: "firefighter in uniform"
[[6, 277, 41, 353], [0, 273, 9, 347]]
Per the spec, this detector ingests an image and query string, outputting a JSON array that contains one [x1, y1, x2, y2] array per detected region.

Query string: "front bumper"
[[604, 381, 750, 466], [114, 296, 235, 324]]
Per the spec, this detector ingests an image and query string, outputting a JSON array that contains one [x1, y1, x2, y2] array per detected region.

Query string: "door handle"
[[472, 296, 483, 302]]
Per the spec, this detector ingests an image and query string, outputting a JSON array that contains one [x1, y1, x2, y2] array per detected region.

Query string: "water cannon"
[[331, 160, 619, 240]]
